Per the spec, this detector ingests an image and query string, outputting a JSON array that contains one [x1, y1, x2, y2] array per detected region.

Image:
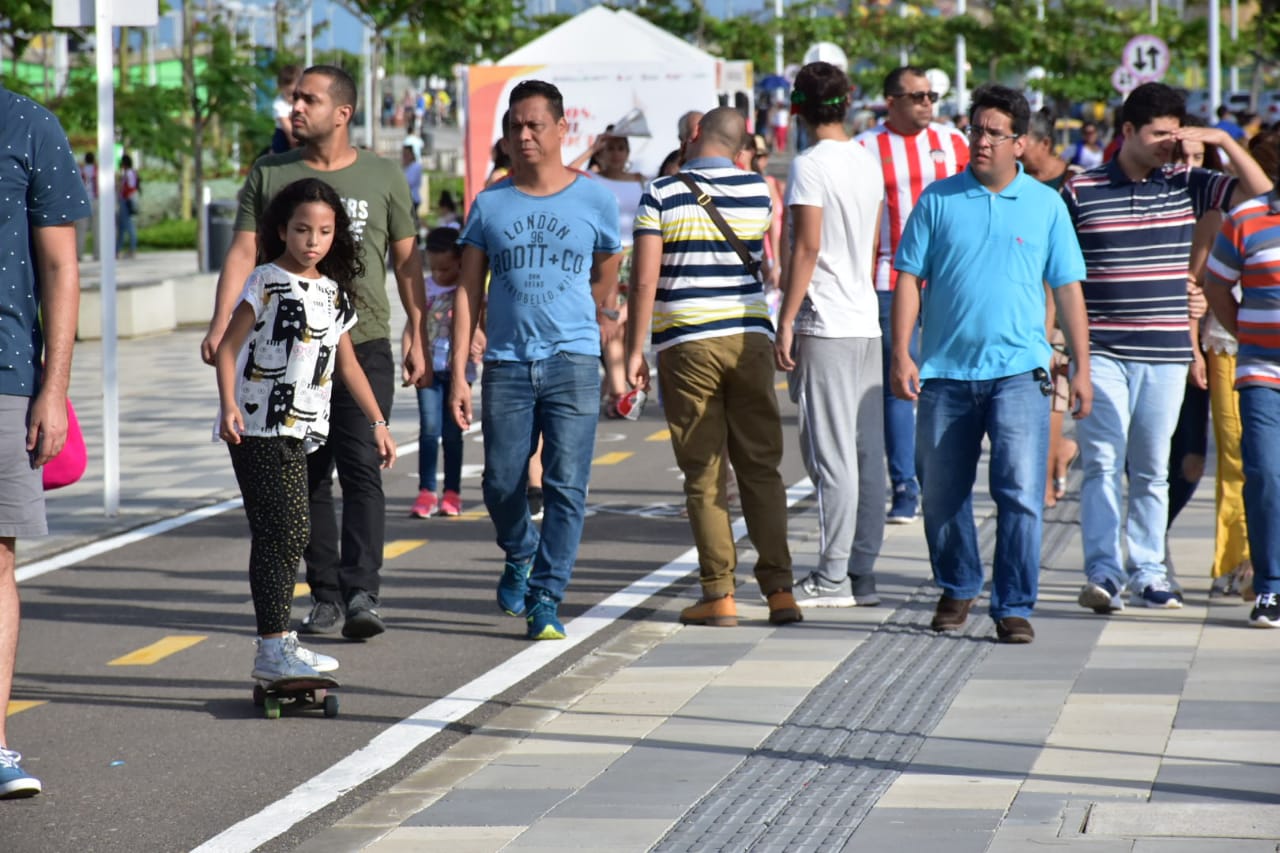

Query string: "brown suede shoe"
[[680, 593, 738, 627], [767, 590, 804, 625], [995, 616, 1035, 644], [931, 595, 973, 631]]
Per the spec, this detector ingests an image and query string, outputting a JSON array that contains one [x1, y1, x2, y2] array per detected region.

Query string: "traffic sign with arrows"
[[1122, 34, 1170, 83]]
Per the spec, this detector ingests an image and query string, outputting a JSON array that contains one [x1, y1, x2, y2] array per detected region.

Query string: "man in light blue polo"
[[890, 85, 1092, 643]]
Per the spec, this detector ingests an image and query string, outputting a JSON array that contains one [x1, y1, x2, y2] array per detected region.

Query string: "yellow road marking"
[[774, 381, 787, 390], [645, 429, 670, 442], [593, 451, 634, 466], [7, 701, 46, 717], [384, 539, 428, 560], [108, 635, 206, 666], [459, 508, 489, 520], [293, 582, 310, 598]]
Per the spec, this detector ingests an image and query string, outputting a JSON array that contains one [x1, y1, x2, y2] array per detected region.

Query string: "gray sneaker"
[[299, 600, 342, 634], [342, 591, 386, 640], [252, 636, 320, 681], [795, 572, 857, 608]]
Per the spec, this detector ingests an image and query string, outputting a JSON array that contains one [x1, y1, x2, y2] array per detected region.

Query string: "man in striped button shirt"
[[625, 106, 801, 629], [857, 66, 970, 525], [1205, 182, 1280, 628], [1063, 82, 1272, 615]]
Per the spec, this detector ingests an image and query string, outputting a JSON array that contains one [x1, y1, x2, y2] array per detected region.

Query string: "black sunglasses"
[[892, 90, 940, 105]]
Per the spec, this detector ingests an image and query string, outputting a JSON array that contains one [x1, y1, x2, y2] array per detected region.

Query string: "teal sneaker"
[[497, 558, 533, 616], [525, 594, 566, 641], [0, 748, 41, 799]]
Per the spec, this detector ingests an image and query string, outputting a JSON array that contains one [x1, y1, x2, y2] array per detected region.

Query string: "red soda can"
[[615, 388, 647, 420]]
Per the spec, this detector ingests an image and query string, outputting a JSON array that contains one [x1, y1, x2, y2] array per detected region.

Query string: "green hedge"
[[138, 218, 198, 250]]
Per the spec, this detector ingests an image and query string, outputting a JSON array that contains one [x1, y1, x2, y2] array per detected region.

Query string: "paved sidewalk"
[[300, 484, 1280, 853]]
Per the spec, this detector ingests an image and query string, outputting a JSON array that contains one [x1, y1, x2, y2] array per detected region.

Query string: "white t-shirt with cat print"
[[227, 263, 357, 445]]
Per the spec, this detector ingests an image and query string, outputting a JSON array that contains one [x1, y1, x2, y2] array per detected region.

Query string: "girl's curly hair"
[[258, 177, 365, 296]]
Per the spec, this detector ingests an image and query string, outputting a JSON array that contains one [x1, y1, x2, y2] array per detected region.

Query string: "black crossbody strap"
[[675, 173, 762, 282]]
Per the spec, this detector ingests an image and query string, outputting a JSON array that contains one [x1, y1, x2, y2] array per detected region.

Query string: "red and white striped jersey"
[[856, 122, 970, 291]]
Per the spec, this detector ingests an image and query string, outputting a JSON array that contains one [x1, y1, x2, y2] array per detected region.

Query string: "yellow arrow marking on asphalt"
[[6, 701, 46, 717], [593, 451, 634, 466], [645, 429, 670, 442], [775, 380, 788, 390], [108, 636, 207, 666], [384, 539, 428, 560], [294, 582, 310, 598]]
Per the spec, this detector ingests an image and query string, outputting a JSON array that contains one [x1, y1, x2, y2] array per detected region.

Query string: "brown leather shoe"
[[995, 616, 1035, 644], [680, 593, 738, 627], [931, 595, 973, 631], [767, 590, 804, 625]]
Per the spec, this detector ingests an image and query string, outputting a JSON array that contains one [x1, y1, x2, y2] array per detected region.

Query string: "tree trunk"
[[117, 28, 129, 94], [183, 0, 205, 263]]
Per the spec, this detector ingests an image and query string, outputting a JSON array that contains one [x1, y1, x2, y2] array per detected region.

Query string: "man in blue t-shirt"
[[891, 85, 1091, 644], [451, 79, 621, 641], [0, 86, 89, 799]]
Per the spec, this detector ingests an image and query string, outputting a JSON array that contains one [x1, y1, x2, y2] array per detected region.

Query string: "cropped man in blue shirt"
[[891, 85, 1092, 643], [450, 80, 621, 641]]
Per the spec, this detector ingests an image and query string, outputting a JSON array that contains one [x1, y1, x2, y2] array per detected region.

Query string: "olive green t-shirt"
[[234, 148, 415, 345]]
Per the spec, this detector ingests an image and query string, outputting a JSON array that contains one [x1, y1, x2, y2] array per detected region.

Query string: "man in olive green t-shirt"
[[201, 64, 426, 641]]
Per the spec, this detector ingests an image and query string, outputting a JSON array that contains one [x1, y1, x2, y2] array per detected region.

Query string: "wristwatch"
[[598, 307, 620, 321]]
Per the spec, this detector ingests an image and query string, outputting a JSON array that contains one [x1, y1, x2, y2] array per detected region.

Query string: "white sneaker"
[[283, 631, 338, 672], [252, 636, 320, 681]]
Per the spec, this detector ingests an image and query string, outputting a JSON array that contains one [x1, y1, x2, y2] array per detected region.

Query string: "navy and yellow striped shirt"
[[634, 157, 774, 351]]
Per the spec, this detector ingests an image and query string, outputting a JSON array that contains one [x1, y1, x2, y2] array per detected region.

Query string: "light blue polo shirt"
[[894, 164, 1085, 381]]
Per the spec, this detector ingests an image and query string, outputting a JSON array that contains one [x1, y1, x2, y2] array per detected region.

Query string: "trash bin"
[[205, 200, 237, 273]]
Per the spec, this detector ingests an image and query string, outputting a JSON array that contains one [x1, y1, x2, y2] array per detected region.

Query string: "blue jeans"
[[916, 372, 1049, 620], [1240, 386, 1280, 596], [116, 199, 137, 254], [416, 372, 464, 493], [480, 352, 599, 604], [1076, 355, 1187, 592], [878, 291, 919, 498]]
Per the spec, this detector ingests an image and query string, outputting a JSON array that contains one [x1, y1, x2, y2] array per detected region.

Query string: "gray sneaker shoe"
[[1078, 580, 1124, 614], [299, 600, 342, 635], [795, 572, 857, 608], [342, 591, 386, 640], [252, 636, 320, 681], [254, 632, 339, 673]]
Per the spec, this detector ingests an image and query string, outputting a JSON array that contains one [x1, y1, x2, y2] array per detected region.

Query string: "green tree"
[[0, 0, 54, 77]]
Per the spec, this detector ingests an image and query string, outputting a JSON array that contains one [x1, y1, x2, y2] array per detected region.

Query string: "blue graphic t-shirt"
[[460, 175, 620, 361], [0, 87, 91, 396]]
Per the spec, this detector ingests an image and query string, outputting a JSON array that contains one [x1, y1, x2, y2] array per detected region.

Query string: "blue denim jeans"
[[416, 372, 464, 493], [1075, 355, 1187, 592], [916, 372, 1050, 620], [877, 291, 919, 498], [1240, 386, 1280, 596], [480, 352, 599, 603]]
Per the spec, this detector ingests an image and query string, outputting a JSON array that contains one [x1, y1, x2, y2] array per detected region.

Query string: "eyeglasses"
[[967, 125, 1021, 145], [891, 90, 940, 105]]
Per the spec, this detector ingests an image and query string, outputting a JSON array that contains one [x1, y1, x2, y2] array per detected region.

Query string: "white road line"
[[193, 477, 815, 853]]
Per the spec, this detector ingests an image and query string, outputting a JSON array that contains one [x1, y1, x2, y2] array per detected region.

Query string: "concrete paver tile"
[[1085, 802, 1280, 839], [454, 753, 619, 790], [402, 788, 573, 827], [364, 825, 523, 853], [504, 818, 674, 851], [875, 773, 1022, 809]]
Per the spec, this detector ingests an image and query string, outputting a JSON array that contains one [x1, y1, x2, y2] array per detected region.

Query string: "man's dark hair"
[[793, 61, 850, 127], [968, 84, 1031, 137], [883, 65, 928, 99], [510, 80, 564, 120], [1121, 82, 1185, 130], [305, 64, 358, 110], [84, 151, 94, 164], [1217, 104, 1231, 120]]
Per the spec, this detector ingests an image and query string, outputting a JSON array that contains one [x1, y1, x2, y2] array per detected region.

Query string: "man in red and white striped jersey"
[[857, 66, 969, 524]]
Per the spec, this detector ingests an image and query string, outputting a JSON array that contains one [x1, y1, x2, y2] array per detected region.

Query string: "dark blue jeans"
[[416, 372, 464, 493], [916, 372, 1050, 620], [480, 352, 599, 604], [1240, 386, 1280, 596], [877, 290, 919, 498]]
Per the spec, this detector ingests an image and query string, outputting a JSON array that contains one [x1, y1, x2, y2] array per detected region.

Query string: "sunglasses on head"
[[893, 90, 940, 105]]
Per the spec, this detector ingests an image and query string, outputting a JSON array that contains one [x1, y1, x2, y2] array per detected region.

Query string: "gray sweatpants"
[[788, 335, 885, 586]]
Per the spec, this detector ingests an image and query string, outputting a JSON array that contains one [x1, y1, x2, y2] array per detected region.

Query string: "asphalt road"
[[3, 392, 809, 852]]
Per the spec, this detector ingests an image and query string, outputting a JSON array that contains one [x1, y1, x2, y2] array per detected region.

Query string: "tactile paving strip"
[[654, 514, 1076, 851]]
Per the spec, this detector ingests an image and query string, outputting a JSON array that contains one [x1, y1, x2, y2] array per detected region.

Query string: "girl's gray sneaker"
[[252, 635, 321, 681], [253, 632, 339, 673]]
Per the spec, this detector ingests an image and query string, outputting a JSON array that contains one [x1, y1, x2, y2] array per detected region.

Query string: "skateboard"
[[252, 675, 340, 719]]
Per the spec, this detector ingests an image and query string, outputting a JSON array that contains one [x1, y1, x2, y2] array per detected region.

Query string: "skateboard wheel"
[[252, 685, 266, 707], [264, 697, 282, 719], [323, 694, 339, 718]]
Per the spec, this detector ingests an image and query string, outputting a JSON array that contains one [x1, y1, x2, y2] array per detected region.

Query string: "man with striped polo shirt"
[[1205, 182, 1280, 628], [625, 106, 801, 629], [857, 66, 969, 524], [1063, 82, 1272, 614]]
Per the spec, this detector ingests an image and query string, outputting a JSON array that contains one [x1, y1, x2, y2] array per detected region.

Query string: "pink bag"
[[42, 398, 86, 491]]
